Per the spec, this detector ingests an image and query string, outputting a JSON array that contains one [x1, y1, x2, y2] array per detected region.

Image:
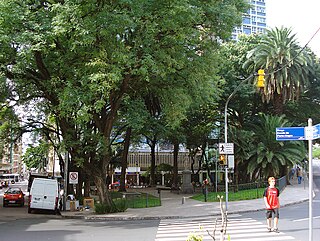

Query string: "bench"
[[120, 192, 141, 199], [156, 186, 181, 194]]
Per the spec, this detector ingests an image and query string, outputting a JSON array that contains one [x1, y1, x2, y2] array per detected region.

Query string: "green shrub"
[[113, 198, 128, 212], [94, 199, 128, 214], [95, 202, 115, 214]]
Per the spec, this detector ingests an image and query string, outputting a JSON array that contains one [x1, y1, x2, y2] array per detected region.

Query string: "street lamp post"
[[307, 118, 313, 241], [223, 74, 254, 212]]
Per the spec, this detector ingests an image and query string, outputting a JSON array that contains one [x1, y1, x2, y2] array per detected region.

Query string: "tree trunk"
[[172, 142, 179, 189], [75, 170, 84, 199], [84, 174, 90, 197], [94, 170, 113, 206], [119, 127, 132, 192], [150, 141, 156, 186], [273, 92, 284, 115]]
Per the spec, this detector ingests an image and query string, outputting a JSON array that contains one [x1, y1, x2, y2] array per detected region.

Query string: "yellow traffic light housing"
[[219, 154, 226, 166], [257, 69, 265, 88]]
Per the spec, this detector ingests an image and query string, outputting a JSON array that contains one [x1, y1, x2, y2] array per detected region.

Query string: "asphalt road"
[[1, 161, 320, 241], [0, 217, 159, 241]]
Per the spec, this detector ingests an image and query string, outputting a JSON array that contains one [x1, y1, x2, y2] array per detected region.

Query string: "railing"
[[276, 175, 287, 193], [198, 176, 287, 201]]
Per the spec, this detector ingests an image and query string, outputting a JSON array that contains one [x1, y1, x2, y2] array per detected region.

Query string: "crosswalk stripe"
[[155, 217, 296, 241]]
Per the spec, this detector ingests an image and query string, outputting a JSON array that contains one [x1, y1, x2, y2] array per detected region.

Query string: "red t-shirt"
[[263, 187, 279, 209]]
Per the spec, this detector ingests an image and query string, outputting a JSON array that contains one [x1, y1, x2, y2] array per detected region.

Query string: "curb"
[[60, 198, 310, 221]]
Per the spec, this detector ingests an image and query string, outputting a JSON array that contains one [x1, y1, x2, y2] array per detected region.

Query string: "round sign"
[[69, 172, 78, 184]]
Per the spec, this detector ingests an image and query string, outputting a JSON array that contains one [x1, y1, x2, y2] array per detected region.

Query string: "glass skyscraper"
[[232, 0, 267, 40]]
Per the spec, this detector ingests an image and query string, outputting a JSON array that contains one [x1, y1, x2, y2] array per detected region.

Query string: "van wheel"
[[28, 207, 32, 213]]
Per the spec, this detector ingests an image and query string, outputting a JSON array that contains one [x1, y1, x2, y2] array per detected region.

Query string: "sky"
[[267, 0, 320, 56]]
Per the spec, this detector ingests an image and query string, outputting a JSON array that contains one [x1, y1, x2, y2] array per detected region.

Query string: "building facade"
[[232, 0, 267, 40], [0, 138, 23, 174]]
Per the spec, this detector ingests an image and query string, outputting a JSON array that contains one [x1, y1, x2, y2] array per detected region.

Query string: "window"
[[243, 17, 251, 24], [257, 17, 266, 23], [256, 7, 265, 13], [243, 27, 252, 35]]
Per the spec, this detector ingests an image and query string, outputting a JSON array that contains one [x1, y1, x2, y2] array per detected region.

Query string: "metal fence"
[[276, 175, 287, 193], [200, 176, 288, 201], [213, 176, 287, 193], [111, 192, 161, 208], [108, 176, 288, 206]]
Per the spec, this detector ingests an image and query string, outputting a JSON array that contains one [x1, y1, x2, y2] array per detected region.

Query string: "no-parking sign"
[[69, 172, 78, 184]]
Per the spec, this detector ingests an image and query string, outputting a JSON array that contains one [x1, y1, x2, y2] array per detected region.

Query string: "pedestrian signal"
[[219, 154, 226, 166]]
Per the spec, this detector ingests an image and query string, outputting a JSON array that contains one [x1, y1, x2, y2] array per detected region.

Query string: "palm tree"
[[229, 127, 255, 184], [244, 27, 313, 115], [246, 114, 306, 179]]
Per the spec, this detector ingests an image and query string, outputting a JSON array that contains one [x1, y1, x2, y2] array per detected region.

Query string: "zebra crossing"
[[155, 215, 296, 241]]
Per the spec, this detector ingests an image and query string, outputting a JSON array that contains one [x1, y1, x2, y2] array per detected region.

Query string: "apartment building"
[[232, 0, 267, 40]]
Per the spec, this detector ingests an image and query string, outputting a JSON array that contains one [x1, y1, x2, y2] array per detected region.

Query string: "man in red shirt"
[[263, 176, 280, 233]]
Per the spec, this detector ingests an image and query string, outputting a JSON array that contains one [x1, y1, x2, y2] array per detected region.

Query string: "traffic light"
[[257, 69, 265, 88], [219, 154, 226, 166]]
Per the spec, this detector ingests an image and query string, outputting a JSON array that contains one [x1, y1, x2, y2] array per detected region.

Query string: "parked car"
[[3, 187, 25, 207], [108, 181, 129, 190], [109, 181, 120, 189]]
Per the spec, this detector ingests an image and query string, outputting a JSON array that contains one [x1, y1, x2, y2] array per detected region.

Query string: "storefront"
[[113, 167, 141, 186]]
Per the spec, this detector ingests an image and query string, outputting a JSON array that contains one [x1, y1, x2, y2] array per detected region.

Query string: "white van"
[[28, 178, 60, 214]]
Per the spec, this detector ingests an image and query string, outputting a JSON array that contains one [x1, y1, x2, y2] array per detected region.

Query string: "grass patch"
[[191, 187, 266, 202], [110, 192, 161, 208]]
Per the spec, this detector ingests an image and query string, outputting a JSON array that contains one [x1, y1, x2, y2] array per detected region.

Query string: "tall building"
[[0, 138, 23, 174], [232, 0, 267, 40]]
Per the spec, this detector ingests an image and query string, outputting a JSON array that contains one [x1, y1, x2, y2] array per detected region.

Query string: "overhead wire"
[[265, 25, 320, 76], [225, 25, 320, 108]]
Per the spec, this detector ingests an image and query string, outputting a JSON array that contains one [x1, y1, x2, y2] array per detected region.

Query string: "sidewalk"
[[60, 178, 310, 221]]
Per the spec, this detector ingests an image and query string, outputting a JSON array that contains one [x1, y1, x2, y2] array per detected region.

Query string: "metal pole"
[[225, 166, 228, 211], [63, 152, 68, 211], [224, 98, 229, 213], [223, 74, 254, 213], [52, 149, 55, 178], [215, 149, 218, 193], [308, 118, 313, 241], [10, 125, 13, 173]]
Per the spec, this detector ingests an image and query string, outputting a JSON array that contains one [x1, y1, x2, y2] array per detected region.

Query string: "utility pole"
[[308, 118, 313, 241], [63, 152, 69, 211], [223, 73, 255, 212]]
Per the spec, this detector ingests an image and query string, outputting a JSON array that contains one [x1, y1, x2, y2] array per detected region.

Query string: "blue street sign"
[[313, 124, 320, 139], [276, 127, 306, 141]]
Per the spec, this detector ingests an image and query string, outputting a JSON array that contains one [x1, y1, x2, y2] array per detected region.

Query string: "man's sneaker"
[[273, 228, 279, 233], [267, 227, 272, 232]]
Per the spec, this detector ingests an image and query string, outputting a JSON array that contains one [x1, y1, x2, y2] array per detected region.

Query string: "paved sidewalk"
[[60, 178, 310, 221]]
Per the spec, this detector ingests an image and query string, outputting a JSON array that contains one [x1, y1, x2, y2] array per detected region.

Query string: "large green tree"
[[246, 114, 306, 179], [0, 0, 248, 205], [284, 53, 320, 126], [244, 27, 314, 115]]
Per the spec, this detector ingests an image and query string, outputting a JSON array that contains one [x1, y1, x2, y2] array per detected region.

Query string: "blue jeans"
[[298, 176, 302, 184]]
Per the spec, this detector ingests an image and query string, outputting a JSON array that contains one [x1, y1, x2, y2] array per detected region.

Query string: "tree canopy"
[[243, 27, 314, 114], [0, 0, 248, 203]]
